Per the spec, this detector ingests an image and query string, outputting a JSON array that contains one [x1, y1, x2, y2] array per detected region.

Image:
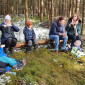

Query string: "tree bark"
[[69, 0, 72, 17], [75, 0, 80, 14], [38, 0, 40, 16], [51, 0, 54, 24], [81, 0, 85, 35], [65, 0, 67, 17], [25, 0, 28, 22], [47, 0, 50, 20], [41, 0, 44, 22]]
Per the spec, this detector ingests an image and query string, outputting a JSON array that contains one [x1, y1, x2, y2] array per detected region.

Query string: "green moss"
[[6, 48, 85, 85]]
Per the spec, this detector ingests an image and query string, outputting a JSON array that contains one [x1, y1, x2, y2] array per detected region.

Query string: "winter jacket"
[[0, 47, 17, 66], [0, 47, 24, 74], [66, 18, 81, 35], [0, 47, 12, 74], [49, 21, 65, 35], [23, 26, 36, 41], [0, 22, 19, 44]]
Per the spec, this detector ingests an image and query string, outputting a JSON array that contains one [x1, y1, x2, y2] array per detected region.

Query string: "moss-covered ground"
[[5, 47, 85, 85]]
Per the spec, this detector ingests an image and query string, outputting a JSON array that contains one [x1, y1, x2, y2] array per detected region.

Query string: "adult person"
[[66, 13, 81, 47], [0, 15, 19, 54], [49, 17, 68, 54]]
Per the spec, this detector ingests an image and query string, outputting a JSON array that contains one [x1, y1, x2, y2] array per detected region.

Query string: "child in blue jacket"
[[0, 45, 27, 75], [23, 21, 38, 53]]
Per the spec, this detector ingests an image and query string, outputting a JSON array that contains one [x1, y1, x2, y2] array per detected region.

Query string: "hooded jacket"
[[0, 47, 17, 66], [66, 18, 81, 35]]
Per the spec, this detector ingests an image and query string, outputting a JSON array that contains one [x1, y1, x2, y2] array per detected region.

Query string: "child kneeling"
[[23, 21, 38, 53]]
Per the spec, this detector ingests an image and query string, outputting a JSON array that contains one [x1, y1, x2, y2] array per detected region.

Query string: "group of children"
[[0, 15, 38, 54]]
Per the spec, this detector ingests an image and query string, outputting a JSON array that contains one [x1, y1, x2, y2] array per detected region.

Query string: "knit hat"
[[26, 21, 32, 27], [5, 15, 11, 21], [74, 40, 81, 46]]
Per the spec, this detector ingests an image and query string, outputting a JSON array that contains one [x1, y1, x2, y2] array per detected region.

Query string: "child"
[[23, 21, 38, 53], [0, 15, 19, 54], [71, 40, 85, 58], [0, 45, 27, 75]]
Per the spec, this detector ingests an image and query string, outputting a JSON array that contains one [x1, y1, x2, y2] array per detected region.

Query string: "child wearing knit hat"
[[0, 15, 19, 54], [23, 21, 38, 53]]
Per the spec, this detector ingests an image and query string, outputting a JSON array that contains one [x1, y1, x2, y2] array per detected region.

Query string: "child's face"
[[5, 19, 11, 24], [28, 25, 32, 29]]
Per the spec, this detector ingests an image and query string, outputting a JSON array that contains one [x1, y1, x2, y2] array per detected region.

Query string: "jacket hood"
[[68, 17, 81, 23]]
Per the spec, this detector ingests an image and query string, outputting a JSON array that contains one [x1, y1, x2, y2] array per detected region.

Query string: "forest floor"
[[0, 16, 85, 85], [5, 47, 85, 85]]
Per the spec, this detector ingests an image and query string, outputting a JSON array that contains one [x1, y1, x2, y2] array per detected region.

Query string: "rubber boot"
[[10, 47, 15, 54], [4, 48, 9, 54], [34, 44, 38, 50], [26, 45, 31, 53]]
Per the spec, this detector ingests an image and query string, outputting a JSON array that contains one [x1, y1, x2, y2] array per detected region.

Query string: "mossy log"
[[15, 40, 63, 48], [15, 36, 85, 48]]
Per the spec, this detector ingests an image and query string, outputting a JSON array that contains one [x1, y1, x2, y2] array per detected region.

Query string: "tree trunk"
[[25, 0, 28, 22], [51, 0, 54, 24], [30, 0, 33, 19], [41, 0, 43, 22], [38, 0, 40, 16], [59, 0, 61, 16], [65, 0, 67, 17], [79, 0, 82, 16], [61, 0, 64, 16], [69, 0, 72, 17], [81, 0, 85, 35], [75, 0, 80, 13], [67, 0, 69, 17], [2, 0, 6, 16], [47, 0, 50, 20], [75, 0, 80, 14], [72, 0, 74, 15]]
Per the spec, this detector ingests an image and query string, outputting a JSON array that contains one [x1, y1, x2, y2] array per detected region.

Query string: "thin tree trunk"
[[79, 0, 82, 16], [47, 0, 50, 20], [67, 0, 69, 17], [38, 0, 40, 16], [41, 0, 43, 22], [59, 0, 61, 16], [51, 0, 54, 24], [72, 0, 74, 15], [81, 0, 85, 35], [25, 0, 28, 22], [65, 0, 67, 17], [61, 0, 64, 16], [75, 0, 80, 14], [2, 0, 6, 16], [69, 0, 72, 17], [75, 0, 80, 13], [30, 0, 33, 19]]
